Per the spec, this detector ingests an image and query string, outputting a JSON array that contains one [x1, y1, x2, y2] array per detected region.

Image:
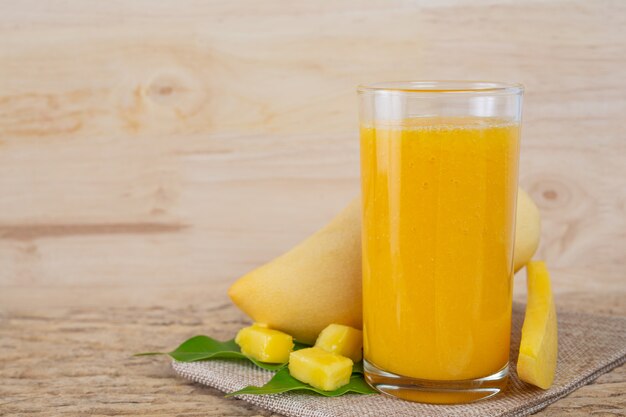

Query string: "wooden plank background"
[[0, 1, 624, 415], [1, 0, 624, 309]]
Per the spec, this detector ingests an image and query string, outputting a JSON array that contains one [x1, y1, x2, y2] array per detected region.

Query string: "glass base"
[[364, 360, 509, 404]]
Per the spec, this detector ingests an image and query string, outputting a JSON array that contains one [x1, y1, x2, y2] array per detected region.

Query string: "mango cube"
[[517, 261, 558, 389], [288, 347, 353, 391], [315, 324, 363, 362], [235, 323, 294, 363]]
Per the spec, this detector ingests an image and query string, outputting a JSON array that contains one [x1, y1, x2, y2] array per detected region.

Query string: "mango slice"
[[315, 324, 363, 362], [517, 261, 558, 389], [235, 323, 294, 363], [288, 347, 353, 391]]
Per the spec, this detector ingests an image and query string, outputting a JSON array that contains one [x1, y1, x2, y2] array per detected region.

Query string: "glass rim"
[[357, 80, 524, 96]]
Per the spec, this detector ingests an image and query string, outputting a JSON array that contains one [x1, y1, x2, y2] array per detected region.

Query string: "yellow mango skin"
[[288, 347, 353, 391], [228, 188, 539, 344], [517, 261, 558, 389], [229, 200, 362, 344], [315, 324, 363, 362], [514, 189, 542, 272], [235, 324, 294, 364]]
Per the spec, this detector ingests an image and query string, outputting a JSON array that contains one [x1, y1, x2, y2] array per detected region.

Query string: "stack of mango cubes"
[[236, 323, 363, 391]]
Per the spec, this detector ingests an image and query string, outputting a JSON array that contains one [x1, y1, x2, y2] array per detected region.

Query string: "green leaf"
[[293, 341, 310, 351], [136, 335, 374, 397], [227, 367, 376, 397], [352, 360, 364, 375], [134, 335, 292, 371]]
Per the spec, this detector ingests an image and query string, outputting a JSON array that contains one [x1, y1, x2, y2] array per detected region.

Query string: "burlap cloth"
[[173, 304, 626, 417]]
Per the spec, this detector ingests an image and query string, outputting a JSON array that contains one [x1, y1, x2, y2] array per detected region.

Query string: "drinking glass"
[[359, 81, 523, 404]]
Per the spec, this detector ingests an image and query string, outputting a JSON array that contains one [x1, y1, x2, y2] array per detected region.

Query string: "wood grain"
[[0, 303, 624, 417], [0, 0, 625, 415]]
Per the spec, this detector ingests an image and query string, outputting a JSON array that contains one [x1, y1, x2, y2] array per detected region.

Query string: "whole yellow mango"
[[229, 188, 541, 344], [229, 200, 362, 344], [514, 189, 542, 272]]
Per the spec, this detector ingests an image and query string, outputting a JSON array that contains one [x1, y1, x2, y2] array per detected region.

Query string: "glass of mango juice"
[[358, 81, 523, 404]]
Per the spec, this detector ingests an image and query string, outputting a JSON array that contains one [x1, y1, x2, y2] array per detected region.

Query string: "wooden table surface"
[[1, 1, 625, 415]]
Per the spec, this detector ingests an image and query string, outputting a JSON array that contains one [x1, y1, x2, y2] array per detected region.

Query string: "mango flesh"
[[315, 324, 363, 362], [288, 347, 353, 391], [517, 261, 558, 389], [235, 323, 294, 363], [228, 187, 540, 344]]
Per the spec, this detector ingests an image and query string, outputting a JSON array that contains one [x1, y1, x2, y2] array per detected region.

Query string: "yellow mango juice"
[[361, 117, 520, 381]]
